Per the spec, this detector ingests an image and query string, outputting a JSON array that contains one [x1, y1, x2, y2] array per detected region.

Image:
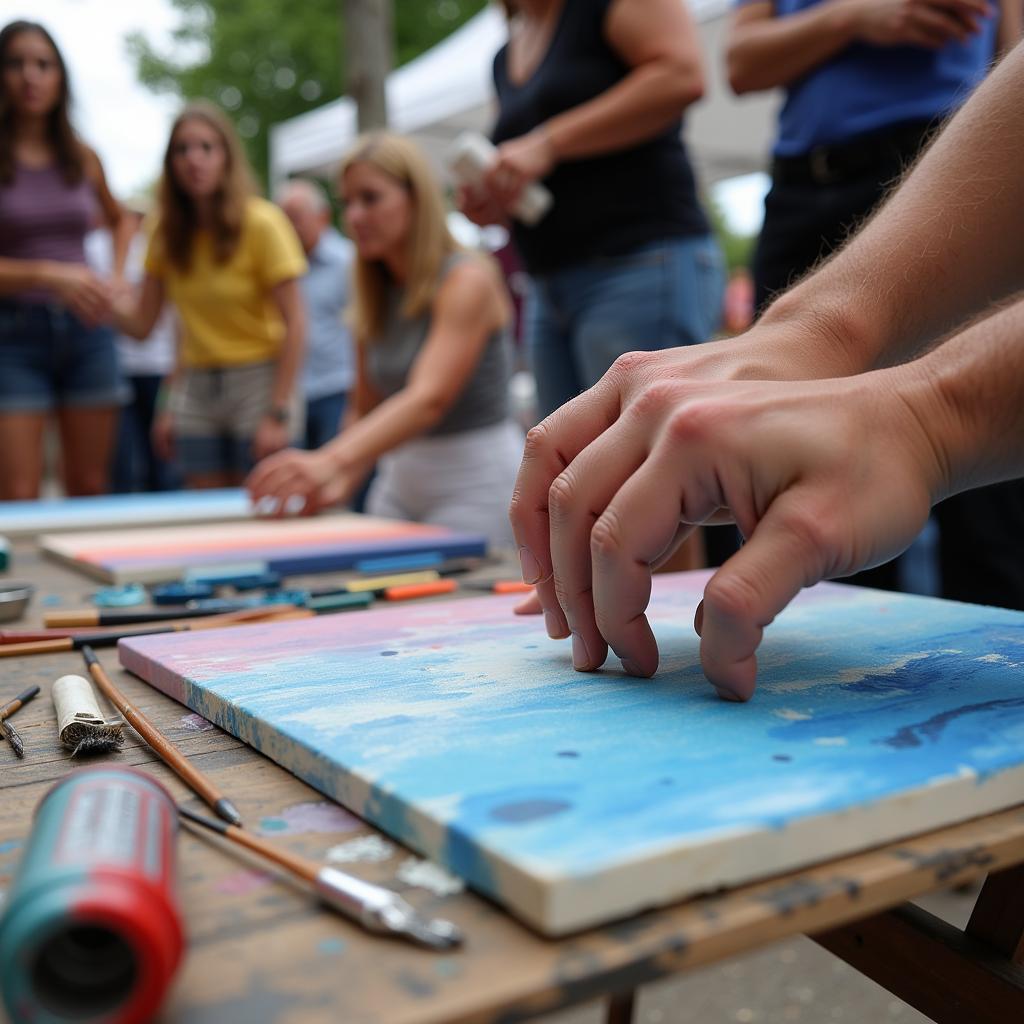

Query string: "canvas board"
[[39, 513, 488, 583], [118, 572, 1024, 935], [0, 489, 253, 538]]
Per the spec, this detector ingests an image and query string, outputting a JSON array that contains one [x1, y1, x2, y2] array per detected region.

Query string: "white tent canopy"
[[269, 3, 780, 190]]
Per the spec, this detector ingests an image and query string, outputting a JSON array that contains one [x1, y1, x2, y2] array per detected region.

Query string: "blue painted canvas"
[[0, 489, 251, 537], [118, 572, 1024, 934]]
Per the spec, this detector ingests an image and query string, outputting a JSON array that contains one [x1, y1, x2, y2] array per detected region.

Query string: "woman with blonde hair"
[[247, 133, 522, 549], [113, 101, 307, 487]]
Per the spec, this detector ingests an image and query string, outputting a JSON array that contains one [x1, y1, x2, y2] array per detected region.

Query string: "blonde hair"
[[158, 101, 256, 273], [340, 133, 460, 345]]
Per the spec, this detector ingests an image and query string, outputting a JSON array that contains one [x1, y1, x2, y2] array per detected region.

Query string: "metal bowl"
[[0, 583, 34, 624]]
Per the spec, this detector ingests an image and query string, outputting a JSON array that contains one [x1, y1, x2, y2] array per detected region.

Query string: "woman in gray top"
[[248, 134, 523, 548]]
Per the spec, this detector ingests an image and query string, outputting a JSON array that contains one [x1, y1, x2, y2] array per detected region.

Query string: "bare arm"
[[544, 0, 705, 160], [268, 278, 306, 409], [486, 0, 705, 205], [83, 147, 131, 279], [246, 259, 508, 512], [727, 0, 990, 94], [112, 272, 165, 340], [996, 0, 1023, 53], [325, 260, 505, 469], [751, 40, 1024, 376]]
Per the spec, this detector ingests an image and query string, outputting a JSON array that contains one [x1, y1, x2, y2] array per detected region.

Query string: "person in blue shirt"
[[722, 0, 1023, 606], [277, 179, 356, 450]]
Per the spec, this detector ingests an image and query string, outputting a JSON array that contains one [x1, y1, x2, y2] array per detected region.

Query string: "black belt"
[[771, 120, 937, 187]]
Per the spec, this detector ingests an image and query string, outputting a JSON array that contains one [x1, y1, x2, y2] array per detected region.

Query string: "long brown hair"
[[0, 21, 84, 186], [156, 101, 255, 273], [341, 133, 460, 345]]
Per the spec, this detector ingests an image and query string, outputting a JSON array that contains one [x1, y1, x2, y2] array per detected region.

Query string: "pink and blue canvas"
[[119, 572, 1024, 935], [40, 514, 488, 583]]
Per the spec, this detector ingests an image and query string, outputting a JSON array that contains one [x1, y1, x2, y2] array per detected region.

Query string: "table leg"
[[812, 898, 1024, 1024], [604, 990, 635, 1024], [965, 863, 1024, 963]]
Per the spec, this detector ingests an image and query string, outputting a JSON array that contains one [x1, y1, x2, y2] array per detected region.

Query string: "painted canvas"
[[39, 513, 488, 583], [119, 572, 1024, 935], [0, 489, 253, 538]]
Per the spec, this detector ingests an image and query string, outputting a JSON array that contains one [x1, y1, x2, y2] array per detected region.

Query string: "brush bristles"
[[62, 722, 125, 757]]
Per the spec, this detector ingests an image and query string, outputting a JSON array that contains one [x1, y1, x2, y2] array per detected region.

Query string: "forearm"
[[899, 296, 1024, 499], [545, 58, 703, 162], [270, 316, 305, 408], [727, 0, 861, 93], [757, 44, 1024, 374], [111, 218, 133, 281], [0, 258, 61, 295], [325, 387, 445, 472]]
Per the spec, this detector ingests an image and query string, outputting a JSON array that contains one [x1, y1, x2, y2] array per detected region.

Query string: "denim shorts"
[[0, 302, 122, 412], [524, 235, 726, 418]]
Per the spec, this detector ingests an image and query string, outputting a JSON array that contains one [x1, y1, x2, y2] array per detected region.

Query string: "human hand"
[[849, 0, 990, 47], [456, 183, 510, 228], [151, 410, 175, 462], [509, 359, 943, 700], [246, 447, 358, 516], [251, 417, 292, 462], [49, 264, 113, 326], [485, 129, 557, 210]]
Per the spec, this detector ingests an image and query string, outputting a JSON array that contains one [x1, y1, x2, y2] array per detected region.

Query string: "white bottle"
[[448, 132, 553, 227]]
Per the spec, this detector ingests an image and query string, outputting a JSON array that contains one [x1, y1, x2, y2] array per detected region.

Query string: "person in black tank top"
[[459, 0, 724, 422]]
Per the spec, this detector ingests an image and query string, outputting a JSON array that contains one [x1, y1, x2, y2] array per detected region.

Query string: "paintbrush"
[[177, 805, 463, 950], [43, 605, 275, 628], [0, 605, 309, 658], [0, 685, 39, 759], [81, 646, 243, 827], [52, 674, 125, 756]]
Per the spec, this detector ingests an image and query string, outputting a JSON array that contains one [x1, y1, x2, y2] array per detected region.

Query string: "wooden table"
[[2, 540, 1024, 1024]]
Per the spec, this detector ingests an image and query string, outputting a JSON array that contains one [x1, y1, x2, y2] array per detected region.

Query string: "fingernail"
[[714, 686, 742, 702], [620, 659, 643, 677], [571, 632, 590, 670], [544, 609, 568, 639], [519, 546, 543, 584]]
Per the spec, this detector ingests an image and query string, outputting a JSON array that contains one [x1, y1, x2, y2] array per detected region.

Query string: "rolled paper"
[[52, 674, 124, 752]]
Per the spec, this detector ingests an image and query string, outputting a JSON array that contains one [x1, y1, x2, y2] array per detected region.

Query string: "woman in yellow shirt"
[[114, 101, 307, 488]]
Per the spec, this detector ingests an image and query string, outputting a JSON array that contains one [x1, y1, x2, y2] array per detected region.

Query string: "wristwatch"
[[267, 404, 290, 425]]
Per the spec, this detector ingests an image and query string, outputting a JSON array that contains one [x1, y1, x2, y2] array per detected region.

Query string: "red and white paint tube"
[[0, 766, 184, 1023]]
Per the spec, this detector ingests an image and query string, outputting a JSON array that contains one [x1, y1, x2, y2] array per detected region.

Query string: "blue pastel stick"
[[184, 562, 269, 586], [353, 551, 445, 574], [151, 582, 216, 605], [229, 572, 283, 592]]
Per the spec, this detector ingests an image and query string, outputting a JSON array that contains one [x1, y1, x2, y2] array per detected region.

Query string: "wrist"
[[757, 283, 881, 378], [534, 123, 561, 171], [265, 403, 291, 426]]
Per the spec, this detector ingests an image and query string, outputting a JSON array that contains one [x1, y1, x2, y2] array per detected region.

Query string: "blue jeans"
[[0, 302, 121, 411], [524, 235, 725, 418], [304, 391, 348, 450]]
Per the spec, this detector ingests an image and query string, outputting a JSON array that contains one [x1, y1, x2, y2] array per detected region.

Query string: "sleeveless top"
[[364, 253, 512, 437], [492, 0, 708, 275], [0, 162, 97, 305]]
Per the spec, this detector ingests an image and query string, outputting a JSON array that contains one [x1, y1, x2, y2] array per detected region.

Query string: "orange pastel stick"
[[383, 579, 458, 601], [491, 581, 535, 594]]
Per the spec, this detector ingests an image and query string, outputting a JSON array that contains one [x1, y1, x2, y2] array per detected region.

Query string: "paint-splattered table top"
[[2, 540, 1024, 1023]]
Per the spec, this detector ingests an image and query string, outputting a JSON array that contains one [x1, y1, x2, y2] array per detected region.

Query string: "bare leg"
[[57, 406, 118, 496], [0, 413, 47, 499], [185, 473, 237, 490]]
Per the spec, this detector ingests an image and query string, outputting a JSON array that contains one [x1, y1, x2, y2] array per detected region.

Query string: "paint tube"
[[0, 766, 184, 1024]]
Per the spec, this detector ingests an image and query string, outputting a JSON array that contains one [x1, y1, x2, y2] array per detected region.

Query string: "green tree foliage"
[[707, 198, 756, 272], [128, 0, 488, 187]]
